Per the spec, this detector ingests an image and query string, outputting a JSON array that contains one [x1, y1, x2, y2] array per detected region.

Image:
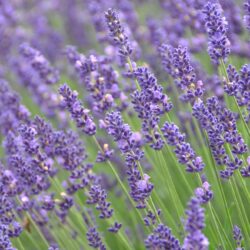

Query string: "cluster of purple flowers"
[[161, 121, 205, 173], [102, 111, 153, 209], [13, 44, 63, 119], [233, 225, 244, 249], [87, 227, 106, 250], [65, 46, 127, 113], [59, 84, 96, 135], [193, 97, 247, 179], [183, 196, 209, 249], [244, 0, 250, 31], [0, 79, 30, 134], [202, 2, 230, 64], [19, 43, 60, 85], [0, 79, 122, 249], [104, 8, 132, 59], [2, 1, 250, 249], [132, 67, 173, 150], [145, 223, 182, 250], [159, 44, 204, 103], [226, 64, 250, 122], [159, 0, 204, 33]]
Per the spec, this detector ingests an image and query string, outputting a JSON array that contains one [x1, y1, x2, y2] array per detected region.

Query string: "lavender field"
[[1, 0, 250, 249]]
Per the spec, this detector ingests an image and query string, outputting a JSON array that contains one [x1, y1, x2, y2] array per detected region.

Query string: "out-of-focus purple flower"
[[19, 43, 59, 85], [87, 1, 109, 43], [48, 244, 59, 250], [0, 79, 30, 134], [202, 2, 230, 64], [96, 144, 114, 162], [117, 0, 143, 43], [108, 222, 122, 233], [241, 156, 250, 177], [59, 84, 96, 135], [233, 225, 243, 249], [0, 225, 16, 250], [225, 64, 239, 96], [244, 0, 250, 31], [144, 209, 161, 227], [183, 197, 209, 250], [87, 227, 106, 250], [162, 122, 205, 173], [104, 8, 132, 58], [195, 180, 213, 204], [145, 223, 182, 250]]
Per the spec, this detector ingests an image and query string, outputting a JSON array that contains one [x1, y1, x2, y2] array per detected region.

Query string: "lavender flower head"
[[233, 225, 243, 249], [104, 8, 132, 58], [145, 224, 182, 250], [87, 227, 106, 250], [59, 84, 96, 135], [244, 0, 250, 31], [161, 122, 205, 173], [202, 2, 230, 64], [132, 66, 173, 150], [183, 197, 209, 250], [19, 43, 60, 84], [102, 111, 153, 209]]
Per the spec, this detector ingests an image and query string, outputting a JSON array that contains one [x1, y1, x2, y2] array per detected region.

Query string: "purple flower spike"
[[202, 2, 230, 64], [161, 122, 205, 173], [59, 84, 96, 135], [19, 43, 59, 85], [0, 225, 16, 250], [183, 197, 209, 250], [108, 222, 122, 233], [103, 111, 153, 209], [87, 184, 114, 219], [105, 8, 132, 58], [195, 180, 213, 204], [244, 0, 250, 31], [158, 44, 204, 103], [233, 225, 243, 249], [145, 224, 182, 250], [132, 66, 173, 150], [87, 227, 106, 250]]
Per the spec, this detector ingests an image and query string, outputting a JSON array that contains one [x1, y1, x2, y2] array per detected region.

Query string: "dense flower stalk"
[[59, 84, 96, 135], [244, 0, 250, 31], [65, 46, 126, 113], [0, 79, 30, 134], [87, 184, 114, 219], [102, 111, 153, 209], [183, 196, 209, 249], [104, 8, 132, 58], [193, 97, 247, 178], [19, 43, 59, 85], [202, 2, 230, 64], [225, 64, 250, 122], [161, 122, 205, 172], [158, 44, 204, 102], [87, 227, 106, 250], [131, 66, 173, 150], [233, 225, 244, 249], [145, 224, 182, 250]]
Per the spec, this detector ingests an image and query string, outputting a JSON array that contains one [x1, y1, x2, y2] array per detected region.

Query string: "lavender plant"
[[1, 1, 250, 250]]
